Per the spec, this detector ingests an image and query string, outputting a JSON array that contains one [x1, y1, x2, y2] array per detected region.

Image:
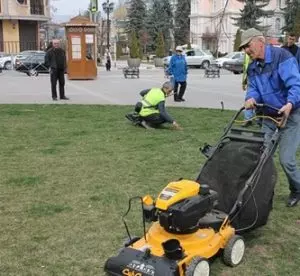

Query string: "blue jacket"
[[167, 54, 188, 82], [246, 45, 300, 115]]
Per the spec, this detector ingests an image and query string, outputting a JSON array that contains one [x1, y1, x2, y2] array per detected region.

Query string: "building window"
[[213, 0, 217, 12], [17, 0, 28, 5], [275, 18, 281, 34], [276, 0, 281, 8]]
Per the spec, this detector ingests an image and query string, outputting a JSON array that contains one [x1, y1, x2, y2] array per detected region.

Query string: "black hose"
[[122, 196, 147, 242]]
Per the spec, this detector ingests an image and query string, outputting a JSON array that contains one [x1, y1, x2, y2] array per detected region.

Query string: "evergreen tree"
[[232, 0, 274, 31], [293, 7, 300, 36], [146, 0, 173, 51], [127, 0, 146, 37], [155, 32, 165, 58], [282, 0, 300, 33], [129, 30, 141, 58], [174, 0, 191, 46], [234, 28, 242, 51]]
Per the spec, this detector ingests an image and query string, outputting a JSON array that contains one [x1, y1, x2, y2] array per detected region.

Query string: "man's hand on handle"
[[278, 102, 293, 117], [278, 102, 292, 128], [244, 98, 256, 109]]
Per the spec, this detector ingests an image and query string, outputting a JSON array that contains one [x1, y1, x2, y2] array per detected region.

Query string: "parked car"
[[223, 54, 245, 74], [15, 52, 49, 76], [0, 53, 13, 70], [215, 52, 244, 68], [14, 50, 44, 68], [163, 49, 214, 69]]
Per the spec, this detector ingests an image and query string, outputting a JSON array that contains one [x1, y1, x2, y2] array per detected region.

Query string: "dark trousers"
[[106, 61, 111, 71], [50, 68, 65, 99], [143, 113, 166, 127], [174, 81, 187, 100]]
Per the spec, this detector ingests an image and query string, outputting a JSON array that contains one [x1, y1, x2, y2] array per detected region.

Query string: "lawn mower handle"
[[223, 103, 287, 135]]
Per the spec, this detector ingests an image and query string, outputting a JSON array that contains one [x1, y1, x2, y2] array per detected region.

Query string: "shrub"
[[155, 32, 165, 58], [129, 31, 140, 58]]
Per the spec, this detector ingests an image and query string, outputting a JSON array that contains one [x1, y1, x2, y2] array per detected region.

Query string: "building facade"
[[190, 0, 285, 53], [0, 0, 50, 53]]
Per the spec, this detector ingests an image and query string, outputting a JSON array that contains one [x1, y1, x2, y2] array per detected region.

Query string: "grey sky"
[[53, 0, 117, 15], [54, 0, 91, 15]]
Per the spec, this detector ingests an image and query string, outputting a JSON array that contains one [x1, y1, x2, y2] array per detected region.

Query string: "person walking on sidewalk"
[[45, 39, 69, 101], [167, 46, 188, 102]]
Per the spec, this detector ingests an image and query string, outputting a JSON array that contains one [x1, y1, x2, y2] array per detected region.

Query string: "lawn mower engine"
[[144, 180, 219, 234], [104, 180, 220, 276]]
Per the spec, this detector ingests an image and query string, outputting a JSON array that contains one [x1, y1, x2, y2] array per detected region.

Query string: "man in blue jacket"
[[167, 46, 188, 102], [241, 28, 300, 207]]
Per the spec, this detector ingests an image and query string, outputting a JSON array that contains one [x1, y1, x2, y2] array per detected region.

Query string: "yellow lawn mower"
[[104, 104, 284, 276]]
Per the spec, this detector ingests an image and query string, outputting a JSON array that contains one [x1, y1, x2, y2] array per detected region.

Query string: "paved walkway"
[[0, 63, 244, 110]]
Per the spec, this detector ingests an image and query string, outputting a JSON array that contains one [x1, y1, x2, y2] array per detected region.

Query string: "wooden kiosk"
[[65, 16, 98, 80]]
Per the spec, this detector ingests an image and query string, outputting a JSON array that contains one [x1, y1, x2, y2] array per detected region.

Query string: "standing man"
[[281, 33, 300, 67], [240, 28, 300, 207], [167, 46, 188, 102], [45, 39, 69, 101]]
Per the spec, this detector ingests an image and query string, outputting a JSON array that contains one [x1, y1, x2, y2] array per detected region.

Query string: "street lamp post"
[[102, 0, 114, 50]]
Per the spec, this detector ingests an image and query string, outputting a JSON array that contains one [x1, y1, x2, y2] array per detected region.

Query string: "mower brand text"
[[122, 268, 142, 276]]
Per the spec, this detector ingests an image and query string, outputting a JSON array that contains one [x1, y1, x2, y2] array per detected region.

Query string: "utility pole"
[[102, 0, 114, 50], [215, 0, 229, 58]]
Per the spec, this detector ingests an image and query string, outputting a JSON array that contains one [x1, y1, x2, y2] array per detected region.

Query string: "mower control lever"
[[254, 103, 280, 112], [254, 103, 288, 128]]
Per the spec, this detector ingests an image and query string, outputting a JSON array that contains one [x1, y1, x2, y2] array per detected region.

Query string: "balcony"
[[30, 4, 44, 15]]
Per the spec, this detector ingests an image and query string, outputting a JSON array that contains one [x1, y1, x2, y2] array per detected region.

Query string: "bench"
[[123, 67, 140, 78], [204, 65, 220, 78]]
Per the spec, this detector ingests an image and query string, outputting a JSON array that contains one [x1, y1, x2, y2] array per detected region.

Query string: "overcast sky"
[[54, 0, 91, 15]]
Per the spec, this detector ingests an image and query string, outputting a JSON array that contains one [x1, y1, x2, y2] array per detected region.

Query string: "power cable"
[[215, 0, 230, 57]]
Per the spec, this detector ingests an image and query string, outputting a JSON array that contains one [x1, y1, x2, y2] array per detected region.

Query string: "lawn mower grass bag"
[[197, 132, 277, 233]]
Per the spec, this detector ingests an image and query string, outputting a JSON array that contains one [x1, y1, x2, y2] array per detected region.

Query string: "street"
[[0, 64, 244, 110]]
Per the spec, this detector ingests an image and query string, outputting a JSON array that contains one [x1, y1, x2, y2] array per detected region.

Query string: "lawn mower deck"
[[105, 220, 237, 276]]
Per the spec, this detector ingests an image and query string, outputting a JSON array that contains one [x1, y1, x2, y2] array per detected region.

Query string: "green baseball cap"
[[239, 28, 263, 49]]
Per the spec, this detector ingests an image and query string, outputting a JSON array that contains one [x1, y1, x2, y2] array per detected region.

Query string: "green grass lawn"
[[0, 105, 299, 276]]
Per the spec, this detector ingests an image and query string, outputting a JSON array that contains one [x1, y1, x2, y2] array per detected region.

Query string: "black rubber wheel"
[[223, 235, 245, 267], [29, 69, 38, 77], [185, 256, 210, 276], [4, 61, 12, 70]]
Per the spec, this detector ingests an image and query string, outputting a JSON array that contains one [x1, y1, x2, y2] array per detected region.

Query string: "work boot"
[[286, 193, 300, 207], [125, 113, 141, 125]]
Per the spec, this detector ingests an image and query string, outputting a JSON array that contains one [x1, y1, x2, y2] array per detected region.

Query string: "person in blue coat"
[[167, 46, 188, 102], [281, 33, 300, 70], [241, 28, 300, 207]]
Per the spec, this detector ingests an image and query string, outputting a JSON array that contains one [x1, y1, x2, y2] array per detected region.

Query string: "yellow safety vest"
[[139, 88, 165, 117], [242, 54, 252, 89]]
